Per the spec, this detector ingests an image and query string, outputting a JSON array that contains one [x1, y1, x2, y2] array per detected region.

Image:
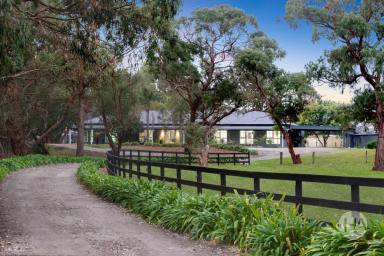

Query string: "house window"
[[240, 130, 254, 145], [214, 130, 227, 144], [266, 131, 281, 144]]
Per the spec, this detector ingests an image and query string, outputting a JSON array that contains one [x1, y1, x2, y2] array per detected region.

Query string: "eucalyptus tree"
[[286, 0, 384, 170], [299, 101, 344, 147], [350, 88, 377, 127], [137, 71, 162, 143], [236, 33, 317, 164], [94, 69, 142, 154], [9, 0, 180, 156], [0, 2, 75, 155], [154, 5, 257, 165]]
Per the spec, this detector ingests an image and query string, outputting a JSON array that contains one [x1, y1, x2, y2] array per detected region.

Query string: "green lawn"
[[131, 149, 384, 222]]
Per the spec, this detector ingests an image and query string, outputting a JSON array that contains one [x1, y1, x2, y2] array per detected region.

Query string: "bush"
[[77, 161, 317, 253], [210, 143, 258, 155], [366, 140, 377, 149], [0, 154, 103, 182], [303, 221, 384, 255]]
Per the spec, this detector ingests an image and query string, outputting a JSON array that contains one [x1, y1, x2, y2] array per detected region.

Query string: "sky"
[[179, 0, 354, 103]]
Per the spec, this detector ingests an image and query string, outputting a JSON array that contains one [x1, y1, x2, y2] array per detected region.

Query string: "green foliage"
[[303, 221, 384, 256], [250, 207, 319, 256], [77, 161, 319, 253], [184, 122, 207, 151], [0, 154, 103, 182], [366, 140, 377, 149], [210, 143, 258, 155], [351, 89, 377, 125], [153, 5, 257, 153]]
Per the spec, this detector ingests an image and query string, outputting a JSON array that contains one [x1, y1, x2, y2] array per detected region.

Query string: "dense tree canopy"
[[153, 5, 257, 165], [236, 32, 317, 164], [0, 0, 180, 156], [299, 101, 345, 147]]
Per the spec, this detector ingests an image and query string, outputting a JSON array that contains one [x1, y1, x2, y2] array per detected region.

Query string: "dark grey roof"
[[84, 110, 341, 132], [139, 110, 173, 125], [291, 125, 341, 132], [217, 111, 274, 126]]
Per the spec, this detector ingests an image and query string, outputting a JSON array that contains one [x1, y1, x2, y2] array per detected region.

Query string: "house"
[[71, 110, 342, 148]]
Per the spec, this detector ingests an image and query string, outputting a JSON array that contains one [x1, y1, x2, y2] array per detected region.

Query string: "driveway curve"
[[0, 164, 235, 256]]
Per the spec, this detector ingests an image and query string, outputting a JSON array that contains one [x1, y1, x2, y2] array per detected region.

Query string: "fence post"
[[253, 177, 260, 197], [137, 162, 141, 179], [312, 152, 315, 164], [176, 167, 181, 189], [122, 150, 126, 178], [217, 153, 220, 166], [149, 151, 151, 162], [248, 152, 251, 165], [188, 152, 192, 165], [176, 153, 179, 164], [130, 149, 132, 160], [128, 158, 132, 178], [138, 150, 140, 161], [161, 152, 164, 163], [280, 152, 283, 165], [160, 166, 165, 181], [220, 173, 226, 196], [196, 169, 202, 194], [233, 153, 236, 165], [147, 162, 152, 181], [351, 184, 360, 220], [295, 180, 303, 214]]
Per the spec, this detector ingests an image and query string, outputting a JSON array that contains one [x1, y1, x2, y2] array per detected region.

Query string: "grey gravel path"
[[0, 164, 236, 256]]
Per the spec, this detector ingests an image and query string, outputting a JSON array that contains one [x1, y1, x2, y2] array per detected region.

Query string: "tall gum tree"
[[154, 5, 257, 166], [11, 0, 180, 156], [236, 33, 317, 164], [286, 0, 384, 170]]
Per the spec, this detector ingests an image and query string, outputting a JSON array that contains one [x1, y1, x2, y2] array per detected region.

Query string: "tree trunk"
[[146, 109, 150, 143], [281, 128, 302, 164], [373, 94, 384, 171], [199, 129, 210, 166], [76, 95, 85, 156]]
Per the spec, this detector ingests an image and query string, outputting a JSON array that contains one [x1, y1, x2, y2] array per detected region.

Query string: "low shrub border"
[[0, 154, 103, 182], [77, 161, 384, 255], [77, 160, 318, 254]]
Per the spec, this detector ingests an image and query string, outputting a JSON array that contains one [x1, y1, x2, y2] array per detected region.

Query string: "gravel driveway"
[[0, 164, 236, 256]]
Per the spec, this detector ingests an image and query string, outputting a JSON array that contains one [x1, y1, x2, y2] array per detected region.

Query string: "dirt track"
[[0, 164, 236, 256]]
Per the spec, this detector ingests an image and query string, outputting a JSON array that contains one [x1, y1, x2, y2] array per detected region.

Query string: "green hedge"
[[366, 140, 377, 149], [0, 154, 103, 182], [210, 143, 258, 155], [77, 161, 320, 254]]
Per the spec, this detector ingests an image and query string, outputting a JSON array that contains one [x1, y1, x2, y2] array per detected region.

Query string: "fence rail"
[[119, 149, 250, 165], [106, 151, 384, 215]]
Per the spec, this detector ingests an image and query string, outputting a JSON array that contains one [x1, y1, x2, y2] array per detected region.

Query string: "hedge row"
[[0, 154, 103, 182], [77, 161, 384, 256]]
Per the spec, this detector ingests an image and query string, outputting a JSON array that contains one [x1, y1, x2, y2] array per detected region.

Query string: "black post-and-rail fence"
[[118, 149, 250, 166], [106, 150, 384, 215]]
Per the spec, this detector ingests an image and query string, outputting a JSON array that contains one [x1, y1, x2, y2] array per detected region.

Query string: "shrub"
[[77, 162, 318, 253], [210, 143, 258, 155], [0, 154, 103, 182], [303, 220, 384, 256], [366, 140, 377, 149], [249, 207, 319, 256]]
